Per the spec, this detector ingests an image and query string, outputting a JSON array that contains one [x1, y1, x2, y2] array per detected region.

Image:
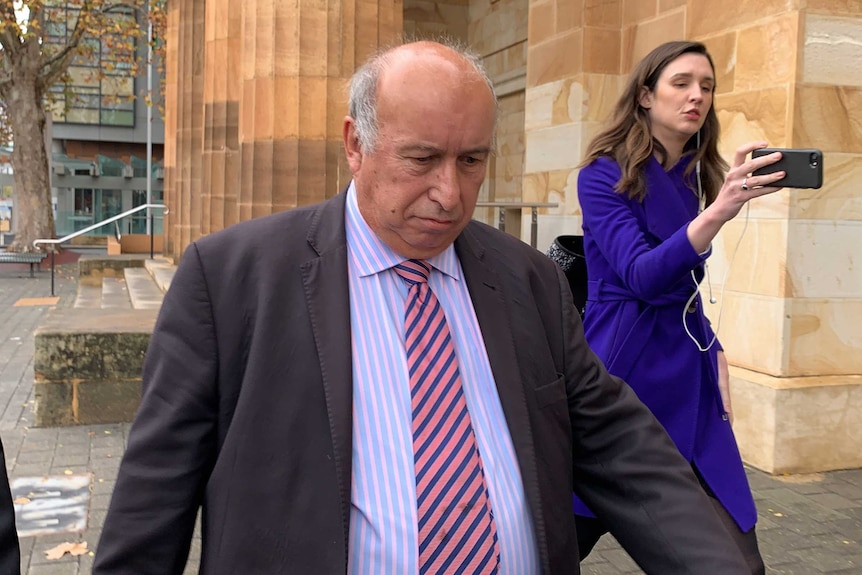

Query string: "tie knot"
[[394, 259, 431, 285]]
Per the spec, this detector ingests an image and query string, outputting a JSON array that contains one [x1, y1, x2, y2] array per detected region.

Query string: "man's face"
[[344, 51, 497, 260]]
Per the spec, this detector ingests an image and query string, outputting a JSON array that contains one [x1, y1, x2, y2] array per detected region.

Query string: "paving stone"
[[807, 492, 862, 511], [827, 482, 862, 502]]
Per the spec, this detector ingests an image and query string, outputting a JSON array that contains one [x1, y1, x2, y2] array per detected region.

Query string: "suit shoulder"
[[194, 205, 318, 252], [464, 220, 559, 271]]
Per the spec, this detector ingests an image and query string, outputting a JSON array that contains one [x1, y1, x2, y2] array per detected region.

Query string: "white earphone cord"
[[683, 202, 750, 352], [684, 134, 749, 352]]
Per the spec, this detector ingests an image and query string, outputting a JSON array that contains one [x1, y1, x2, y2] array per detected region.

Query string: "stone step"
[[35, 254, 179, 427], [144, 257, 175, 293], [124, 268, 164, 310], [73, 255, 175, 312], [101, 277, 132, 309], [73, 284, 102, 309], [33, 308, 158, 426]]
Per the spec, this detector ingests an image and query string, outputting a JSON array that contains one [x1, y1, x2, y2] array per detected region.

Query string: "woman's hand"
[[711, 141, 786, 222], [687, 141, 785, 254], [717, 350, 733, 425]]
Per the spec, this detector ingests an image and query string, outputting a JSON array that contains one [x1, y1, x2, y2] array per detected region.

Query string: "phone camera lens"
[[810, 153, 819, 168]]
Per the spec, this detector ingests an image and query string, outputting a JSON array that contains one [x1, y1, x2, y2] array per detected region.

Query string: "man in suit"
[[93, 41, 751, 574]]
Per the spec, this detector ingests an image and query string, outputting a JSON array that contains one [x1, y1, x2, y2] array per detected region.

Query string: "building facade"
[[46, 0, 165, 239], [163, 0, 862, 474]]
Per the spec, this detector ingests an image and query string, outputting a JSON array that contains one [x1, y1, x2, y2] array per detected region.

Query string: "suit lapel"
[[301, 193, 354, 556]]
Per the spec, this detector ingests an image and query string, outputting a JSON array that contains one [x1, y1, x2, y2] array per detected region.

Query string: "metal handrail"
[[33, 203, 169, 296]]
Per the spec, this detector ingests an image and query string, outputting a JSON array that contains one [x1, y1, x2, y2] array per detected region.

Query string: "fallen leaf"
[[44, 543, 72, 560], [68, 542, 88, 556], [44, 541, 88, 560], [12, 497, 30, 505]]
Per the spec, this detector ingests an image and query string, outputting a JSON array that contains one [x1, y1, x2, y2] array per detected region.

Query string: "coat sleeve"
[[577, 159, 707, 302], [0, 439, 20, 575], [93, 244, 220, 575], [557, 264, 748, 573]]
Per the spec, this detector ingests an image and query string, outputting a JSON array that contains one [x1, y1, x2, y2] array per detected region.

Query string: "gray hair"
[[347, 40, 498, 154]]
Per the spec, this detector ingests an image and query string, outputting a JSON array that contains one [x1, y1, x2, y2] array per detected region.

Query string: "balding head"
[[348, 41, 497, 154]]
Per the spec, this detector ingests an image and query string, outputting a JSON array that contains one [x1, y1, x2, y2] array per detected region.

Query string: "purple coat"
[[574, 156, 757, 532]]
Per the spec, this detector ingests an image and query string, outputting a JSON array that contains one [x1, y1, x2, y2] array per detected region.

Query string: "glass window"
[[47, 3, 137, 128]]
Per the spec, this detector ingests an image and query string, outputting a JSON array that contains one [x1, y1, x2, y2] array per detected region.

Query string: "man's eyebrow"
[[398, 145, 441, 155], [397, 145, 492, 156]]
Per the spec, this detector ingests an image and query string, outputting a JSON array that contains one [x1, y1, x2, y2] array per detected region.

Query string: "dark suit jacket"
[[93, 192, 749, 574]]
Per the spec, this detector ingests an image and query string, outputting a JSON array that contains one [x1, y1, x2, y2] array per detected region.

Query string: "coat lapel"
[[643, 157, 697, 241], [455, 226, 549, 571], [300, 193, 354, 556]]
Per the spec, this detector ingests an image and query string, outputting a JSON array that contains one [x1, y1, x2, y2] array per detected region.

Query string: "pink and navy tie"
[[394, 259, 500, 575]]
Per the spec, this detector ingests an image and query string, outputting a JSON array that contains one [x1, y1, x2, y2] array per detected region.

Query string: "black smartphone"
[[751, 148, 823, 189]]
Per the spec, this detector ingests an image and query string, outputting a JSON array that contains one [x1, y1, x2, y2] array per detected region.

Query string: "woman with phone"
[[572, 41, 785, 574]]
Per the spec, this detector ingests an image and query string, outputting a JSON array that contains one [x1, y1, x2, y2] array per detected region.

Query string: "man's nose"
[[431, 161, 460, 210]]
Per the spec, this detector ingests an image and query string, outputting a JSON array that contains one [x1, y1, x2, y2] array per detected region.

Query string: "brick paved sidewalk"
[[1, 264, 860, 574]]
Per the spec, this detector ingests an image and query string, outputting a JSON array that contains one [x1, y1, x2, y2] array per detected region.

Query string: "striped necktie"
[[393, 259, 500, 575]]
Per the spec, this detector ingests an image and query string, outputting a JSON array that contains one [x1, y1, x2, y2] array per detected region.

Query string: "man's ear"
[[343, 117, 364, 173], [638, 86, 652, 109]]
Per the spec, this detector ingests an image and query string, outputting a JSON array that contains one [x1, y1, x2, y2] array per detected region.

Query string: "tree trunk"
[[6, 74, 55, 253]]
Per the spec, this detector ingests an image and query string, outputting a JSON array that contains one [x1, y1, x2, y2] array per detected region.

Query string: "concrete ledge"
[[34, 308, 158, 427], [77, 255, 151, 287], [731, 366, 862, 474]]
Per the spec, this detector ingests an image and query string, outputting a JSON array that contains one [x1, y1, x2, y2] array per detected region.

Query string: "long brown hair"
[[581, 41, 728, 204]]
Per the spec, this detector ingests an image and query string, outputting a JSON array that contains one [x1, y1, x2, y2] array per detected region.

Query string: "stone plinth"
[[33, 309, 157, 427], [731, 367, 862, 474]]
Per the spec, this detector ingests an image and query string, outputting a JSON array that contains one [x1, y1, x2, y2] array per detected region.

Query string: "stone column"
[[237, 0, 403, 222], [164, 0, 403, 262], [691, 0, 862, 473], [201, 0, 242, 237], [523, 0, 622, 250], [467, 0, 528, 232], [163, 0, 206, 261], [162, 0, 179, 258]]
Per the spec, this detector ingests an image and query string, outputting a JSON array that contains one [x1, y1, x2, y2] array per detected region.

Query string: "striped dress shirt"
[[344, 183, 540, 575]]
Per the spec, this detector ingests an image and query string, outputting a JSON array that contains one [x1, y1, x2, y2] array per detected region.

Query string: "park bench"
[[0, 251, 48, 278]]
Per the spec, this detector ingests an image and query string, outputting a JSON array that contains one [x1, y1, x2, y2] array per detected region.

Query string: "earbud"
[[705, 262, 717, 304]]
